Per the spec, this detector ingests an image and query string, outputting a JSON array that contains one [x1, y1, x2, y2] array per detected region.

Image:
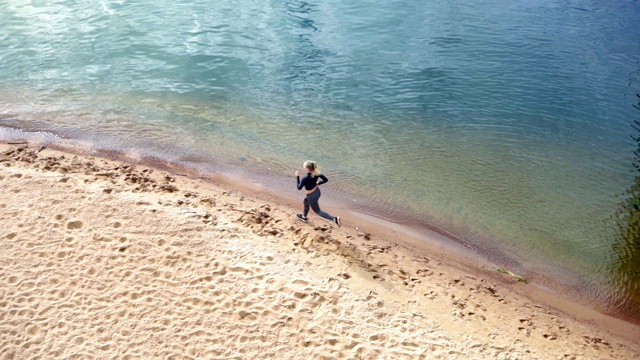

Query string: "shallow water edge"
[[2, 124, 639, 326]]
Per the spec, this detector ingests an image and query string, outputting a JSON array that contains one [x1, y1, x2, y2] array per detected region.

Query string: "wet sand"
[[1, 142, 639, 359]]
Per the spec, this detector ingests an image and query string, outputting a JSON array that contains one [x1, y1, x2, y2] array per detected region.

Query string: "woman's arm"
[[296, 171, 306, 190], [317, 174, 328, 186]]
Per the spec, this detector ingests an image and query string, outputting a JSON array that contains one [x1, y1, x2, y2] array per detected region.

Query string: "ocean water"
[[1, 0, 639, 320]]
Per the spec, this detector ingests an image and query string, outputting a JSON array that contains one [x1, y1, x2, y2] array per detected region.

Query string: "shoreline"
[[4, 138, 640, 324], [1, 139, 639, 358], [57, 138, 640, 325], [1, 124, 631, 320]]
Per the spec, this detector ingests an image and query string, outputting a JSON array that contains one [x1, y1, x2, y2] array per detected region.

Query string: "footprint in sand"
[[63, 237, 77, 247], [111, 221, 123, 229], [67, 220, 83, 230]]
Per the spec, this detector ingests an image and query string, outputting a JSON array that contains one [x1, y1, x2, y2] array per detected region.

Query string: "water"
[[2, 0, 640, 321]]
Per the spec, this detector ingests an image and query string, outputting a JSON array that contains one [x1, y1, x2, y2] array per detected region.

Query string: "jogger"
[[295, 160, 341, 227]]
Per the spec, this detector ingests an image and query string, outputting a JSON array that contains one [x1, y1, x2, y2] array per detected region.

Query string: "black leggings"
[[304, 188, 334, 220]]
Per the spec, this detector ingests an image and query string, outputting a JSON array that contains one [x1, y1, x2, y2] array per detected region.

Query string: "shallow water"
[[1, 0, 640, 320]]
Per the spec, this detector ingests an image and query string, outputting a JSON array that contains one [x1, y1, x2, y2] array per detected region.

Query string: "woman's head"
[[303, 160, 319, 175]]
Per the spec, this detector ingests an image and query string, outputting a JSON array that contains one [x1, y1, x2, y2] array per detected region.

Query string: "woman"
[[295, 160, 341, 227]]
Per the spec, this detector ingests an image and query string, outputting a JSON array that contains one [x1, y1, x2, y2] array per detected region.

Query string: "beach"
[[1, 141, 638, 359]]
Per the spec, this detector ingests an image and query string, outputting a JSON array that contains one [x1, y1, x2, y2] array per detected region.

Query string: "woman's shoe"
[[334, 216, 341, 227], [297, 214, 308, 222]]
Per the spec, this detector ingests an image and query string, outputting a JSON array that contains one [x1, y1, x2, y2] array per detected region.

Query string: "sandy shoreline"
[[1, 141, 639, 359]]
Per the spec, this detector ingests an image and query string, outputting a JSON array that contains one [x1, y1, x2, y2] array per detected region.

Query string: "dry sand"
[[1, 142, 639, 359]]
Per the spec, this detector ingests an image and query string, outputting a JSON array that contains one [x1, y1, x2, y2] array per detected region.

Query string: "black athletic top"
[[297, 173, 328, 191]]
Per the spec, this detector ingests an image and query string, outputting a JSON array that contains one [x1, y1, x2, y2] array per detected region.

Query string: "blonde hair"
[[303, 160, 319, 176]]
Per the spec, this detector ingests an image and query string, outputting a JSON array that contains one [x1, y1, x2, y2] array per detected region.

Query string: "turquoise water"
[[2, 0, 640, 320]]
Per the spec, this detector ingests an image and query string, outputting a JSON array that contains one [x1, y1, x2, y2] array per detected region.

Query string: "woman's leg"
[[303, 198, 310, 217], [306, 190, 334, 221]]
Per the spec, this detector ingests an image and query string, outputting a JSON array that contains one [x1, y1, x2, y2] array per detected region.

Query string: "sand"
[[1, 142, 639, 359]]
